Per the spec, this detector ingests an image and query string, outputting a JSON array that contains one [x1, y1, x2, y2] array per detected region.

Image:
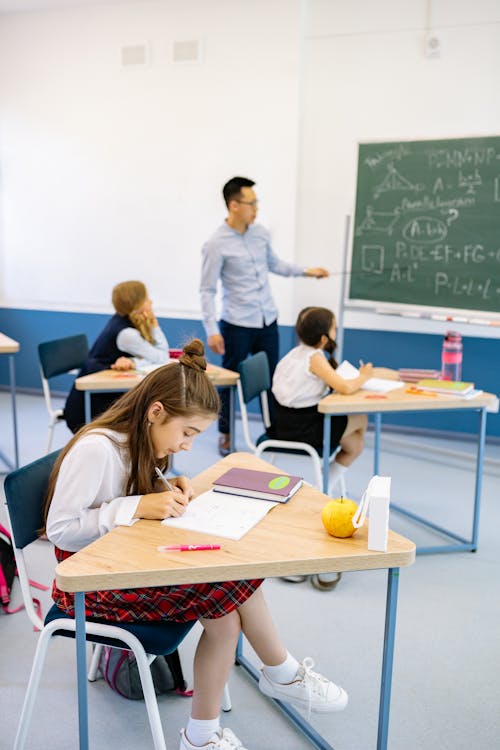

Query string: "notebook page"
[[161, 489, 279, 540]]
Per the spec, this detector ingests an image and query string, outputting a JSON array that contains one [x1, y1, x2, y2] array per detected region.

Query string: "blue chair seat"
[[45, 603, 195, 655]]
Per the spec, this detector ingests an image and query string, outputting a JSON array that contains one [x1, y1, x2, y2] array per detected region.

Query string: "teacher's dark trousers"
[[218, 319, 279, 435]]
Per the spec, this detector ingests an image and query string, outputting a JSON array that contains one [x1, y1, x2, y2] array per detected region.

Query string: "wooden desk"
[[57, 452, 415, 750], [318, 385, 498, 554], [0, 332, 20, 470], [75, 364, 240, 451]]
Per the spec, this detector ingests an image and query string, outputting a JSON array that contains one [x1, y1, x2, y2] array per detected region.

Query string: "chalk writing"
[[350, 136, 500, 313]]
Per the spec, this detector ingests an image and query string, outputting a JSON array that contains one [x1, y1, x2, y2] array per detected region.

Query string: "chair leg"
[[46, 424, 55, 455], [221, 682, 232, 712], [14, 628, 55, 750], [134, 648, 167, 750], [87, 644, 103, 682]]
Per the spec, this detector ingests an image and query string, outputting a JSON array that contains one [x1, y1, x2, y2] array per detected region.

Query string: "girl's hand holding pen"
[[135, 489, 189, 520], [359, 362, 373, 379]]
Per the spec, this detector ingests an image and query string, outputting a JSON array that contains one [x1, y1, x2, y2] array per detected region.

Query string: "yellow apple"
[[321, 497, 359, 538]]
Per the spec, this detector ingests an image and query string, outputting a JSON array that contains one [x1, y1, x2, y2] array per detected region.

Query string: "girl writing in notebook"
[[44, 339, 347, 750], [270, 306, 398, 490], [64, 279, 170, 433]]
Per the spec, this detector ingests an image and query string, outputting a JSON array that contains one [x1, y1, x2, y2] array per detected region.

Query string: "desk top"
[[56, 452, 415, 593], [0, 333, 20, 354], [75, 363, 239, 391], [318, 384, 498, 414]]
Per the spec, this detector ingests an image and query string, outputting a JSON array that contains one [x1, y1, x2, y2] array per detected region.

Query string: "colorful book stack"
[[415, 379, 475, 397], [213, 467, 303, 503], [398, 368, 441, 383]]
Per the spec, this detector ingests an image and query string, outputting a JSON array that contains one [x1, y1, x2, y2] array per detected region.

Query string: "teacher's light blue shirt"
[[200, 222, 305, 337]]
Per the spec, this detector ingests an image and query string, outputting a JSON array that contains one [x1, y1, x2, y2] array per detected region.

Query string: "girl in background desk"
[[64, 280, 170, 433], [45, 339, 347, 750], [270, 306, 398, 490]]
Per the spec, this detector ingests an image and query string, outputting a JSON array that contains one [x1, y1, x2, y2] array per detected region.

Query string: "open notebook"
[[336, 360, 403, 393], [161, 489, 279, 540]]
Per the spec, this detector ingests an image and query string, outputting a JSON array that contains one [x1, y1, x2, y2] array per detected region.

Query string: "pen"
[[155, 466, 176, 493], [359, 359, 365, 367], [157, 544, 221, 552]]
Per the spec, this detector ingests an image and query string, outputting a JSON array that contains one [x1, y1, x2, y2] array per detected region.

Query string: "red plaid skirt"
[[53, 547, 263, 623]]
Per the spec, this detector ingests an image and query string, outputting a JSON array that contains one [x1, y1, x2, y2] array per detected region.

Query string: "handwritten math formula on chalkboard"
[[349, 136, 500, 315]]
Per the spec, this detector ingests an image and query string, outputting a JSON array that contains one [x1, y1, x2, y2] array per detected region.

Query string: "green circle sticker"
[[268, 476, 291, 490]]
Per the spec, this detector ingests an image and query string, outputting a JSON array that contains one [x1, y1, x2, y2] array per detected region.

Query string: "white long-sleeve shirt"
[[46, 429, 140, 552], [116, 325, 170, 369]]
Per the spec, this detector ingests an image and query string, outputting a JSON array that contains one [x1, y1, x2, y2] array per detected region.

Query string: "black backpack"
[[99, 646, 192, 700]]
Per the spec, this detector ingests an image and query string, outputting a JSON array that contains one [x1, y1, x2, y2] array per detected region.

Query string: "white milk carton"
[[352, 476, 391, 552]]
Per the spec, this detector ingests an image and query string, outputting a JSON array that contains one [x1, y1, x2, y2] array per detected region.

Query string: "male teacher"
[[200, 176, 329, 456]]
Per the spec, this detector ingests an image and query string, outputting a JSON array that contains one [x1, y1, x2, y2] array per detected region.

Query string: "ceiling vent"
[[172, 39, 202, 64], [121, 43, 149, 68]]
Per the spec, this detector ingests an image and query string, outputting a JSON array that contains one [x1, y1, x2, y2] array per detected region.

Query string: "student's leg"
[[335, 413, 368, 466], [236, 588, 348, 712], [328, 414, 367, 490], [191, 611, 241, 719]]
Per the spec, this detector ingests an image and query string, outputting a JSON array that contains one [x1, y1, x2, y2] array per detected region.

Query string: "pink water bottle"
[[441, 331, 463, 381]]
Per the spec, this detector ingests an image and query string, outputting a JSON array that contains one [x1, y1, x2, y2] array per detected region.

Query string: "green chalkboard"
[[349, 136, 500, 315]]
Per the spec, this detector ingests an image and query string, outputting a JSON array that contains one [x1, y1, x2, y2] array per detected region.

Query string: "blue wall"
[[0, 307, 498, 438]]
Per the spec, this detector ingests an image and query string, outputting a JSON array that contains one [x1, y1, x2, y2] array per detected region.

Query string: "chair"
[[237, 351, 343, 492], [38, 334, 89, 453], [4, 452, 231, 750]]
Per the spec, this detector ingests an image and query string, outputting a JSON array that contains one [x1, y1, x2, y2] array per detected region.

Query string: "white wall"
[[0, 0, 303, 321], [1, 0, 500, 335]]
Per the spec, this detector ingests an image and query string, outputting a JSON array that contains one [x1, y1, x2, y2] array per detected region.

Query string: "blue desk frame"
[[73, 566, 401, 750], [322, 404, 489, 555], [0, 350, 19, 472]]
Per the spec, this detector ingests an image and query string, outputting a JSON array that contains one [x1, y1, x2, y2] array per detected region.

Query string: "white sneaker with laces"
[[259, 657, 348, 717], [179, 727, 247, 750]]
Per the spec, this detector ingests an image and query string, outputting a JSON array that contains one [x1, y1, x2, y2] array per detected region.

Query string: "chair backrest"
[[238, 351, 271, 404], [4, 451, 61, 550], [38, 334, 89, 380]]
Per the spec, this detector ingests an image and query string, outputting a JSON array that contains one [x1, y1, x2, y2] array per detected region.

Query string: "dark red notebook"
[[212, 467, 303, 503]]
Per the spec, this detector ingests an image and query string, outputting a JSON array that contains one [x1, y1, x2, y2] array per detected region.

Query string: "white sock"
[[329, 461, 348, 490], [185, 716, 220, 747], [263, 651, 299, 685]]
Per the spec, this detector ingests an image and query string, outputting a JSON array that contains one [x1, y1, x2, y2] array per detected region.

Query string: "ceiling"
[[0, 0, 145, 13]]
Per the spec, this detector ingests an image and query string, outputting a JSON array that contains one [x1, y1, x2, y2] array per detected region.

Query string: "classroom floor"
[[1, 391, 499, 750]]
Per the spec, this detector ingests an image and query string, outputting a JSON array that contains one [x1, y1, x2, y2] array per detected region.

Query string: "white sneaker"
[[179, 727, 247, 750], [259, 657, 348, 716]]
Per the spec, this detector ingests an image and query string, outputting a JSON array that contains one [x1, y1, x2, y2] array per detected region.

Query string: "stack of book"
[[213, 467, 303, 503], [399, 368, 441, 383], [415, 379, 475, 397]]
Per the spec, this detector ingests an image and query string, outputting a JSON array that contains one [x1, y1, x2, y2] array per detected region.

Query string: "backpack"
[[0, 523, 48, 621], [99, 646, 193, 701]]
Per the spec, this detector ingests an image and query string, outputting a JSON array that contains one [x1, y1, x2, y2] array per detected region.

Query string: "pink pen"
[[157, 544, 221, 552]]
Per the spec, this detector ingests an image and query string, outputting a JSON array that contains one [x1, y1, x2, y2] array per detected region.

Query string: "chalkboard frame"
[[343, 135, 500, 324]]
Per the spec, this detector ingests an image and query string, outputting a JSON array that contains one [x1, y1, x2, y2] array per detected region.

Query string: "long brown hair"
[[43, 338, 219, 525]]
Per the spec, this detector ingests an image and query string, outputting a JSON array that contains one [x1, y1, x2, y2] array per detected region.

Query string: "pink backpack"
[[0, 523, 48, 623]]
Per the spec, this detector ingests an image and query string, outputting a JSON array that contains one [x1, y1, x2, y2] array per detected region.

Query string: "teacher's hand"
[[208, 334, 225, 355], [304, 267, 329, 278]]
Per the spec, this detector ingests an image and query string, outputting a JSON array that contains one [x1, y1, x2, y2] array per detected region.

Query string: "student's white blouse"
[[46, 429, 140, 552], [272, 343, 330, 408]]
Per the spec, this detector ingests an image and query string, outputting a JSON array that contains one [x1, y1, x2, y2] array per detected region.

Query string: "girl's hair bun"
[[179, 338, 207, 373]]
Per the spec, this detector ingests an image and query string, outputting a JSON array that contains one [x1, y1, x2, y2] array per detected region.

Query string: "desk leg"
[[373, 413, 381, 476], [9, 354, 19, 468], [75, 592, 89, 750], [229, 387, 236, 453], [322, 415, 331, 494], [471, 407, 487, 551], [84, 392, 91, 424], [377, 568, 399, 750]]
